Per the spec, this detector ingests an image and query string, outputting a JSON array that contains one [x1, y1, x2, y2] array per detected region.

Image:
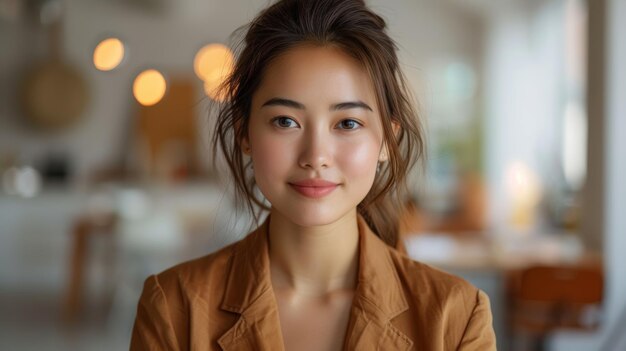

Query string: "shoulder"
[[131, 236, 246, 350], [388, 249, 484, 315], [387, 249, 496, 349], [388, 249, 478, 294], [144, 238, 240, 305]]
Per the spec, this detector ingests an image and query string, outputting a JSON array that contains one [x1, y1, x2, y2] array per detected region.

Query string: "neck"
[[268, 208, 360, 297]]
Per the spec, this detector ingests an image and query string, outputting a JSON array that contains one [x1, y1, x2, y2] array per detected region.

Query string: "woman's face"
[[243, 45, 389, 227]]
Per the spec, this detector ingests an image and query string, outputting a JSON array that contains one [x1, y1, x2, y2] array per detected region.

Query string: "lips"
[[288, 178, 339, 198]]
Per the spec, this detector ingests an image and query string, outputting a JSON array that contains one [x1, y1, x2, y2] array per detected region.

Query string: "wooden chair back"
[[511, 264, 604, 335]]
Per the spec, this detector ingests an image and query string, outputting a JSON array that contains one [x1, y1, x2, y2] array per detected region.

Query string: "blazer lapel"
[[343, 215, 413, 350], [215, 213, 413, 351], [216, 288, 285, 350], [344, 300, 413, 351], [216, 215, 285, 351]]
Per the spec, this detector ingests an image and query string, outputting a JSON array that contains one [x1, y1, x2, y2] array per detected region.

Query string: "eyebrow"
[[261, 97, 373, 112]]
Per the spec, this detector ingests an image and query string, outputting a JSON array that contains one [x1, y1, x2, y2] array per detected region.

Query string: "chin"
[[274, 205, 346, 228]]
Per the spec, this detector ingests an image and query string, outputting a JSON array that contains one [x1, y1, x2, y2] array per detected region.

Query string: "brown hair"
[[212, 0, 425, 248]]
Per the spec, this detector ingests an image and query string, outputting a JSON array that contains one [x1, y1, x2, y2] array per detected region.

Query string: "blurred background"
[[0, 0, 624, 350]]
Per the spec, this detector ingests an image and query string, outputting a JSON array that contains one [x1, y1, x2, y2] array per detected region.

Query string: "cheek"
[[337, 137, 380, 180], [249, 132, 294, 180]]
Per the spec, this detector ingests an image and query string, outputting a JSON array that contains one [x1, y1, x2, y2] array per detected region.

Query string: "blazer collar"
[[218, 213, 411, 350]]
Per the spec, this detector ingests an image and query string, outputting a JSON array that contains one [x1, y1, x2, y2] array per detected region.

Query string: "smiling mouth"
[[288, 183, 338, 199]]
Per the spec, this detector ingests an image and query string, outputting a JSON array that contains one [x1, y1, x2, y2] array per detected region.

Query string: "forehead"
[[252, 45, 378, 111]]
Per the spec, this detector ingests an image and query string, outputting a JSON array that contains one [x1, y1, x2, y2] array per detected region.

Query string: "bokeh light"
[[193, 43, 234, 101], [203, 78, 228, 102], [133, 69, 166, 106], [93, 37, 125, 71]]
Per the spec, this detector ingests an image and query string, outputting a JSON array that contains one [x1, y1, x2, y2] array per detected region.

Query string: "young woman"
[[130, 0, 496, 350]]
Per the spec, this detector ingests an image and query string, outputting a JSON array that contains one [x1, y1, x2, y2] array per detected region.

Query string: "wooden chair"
[[509, 264, 603, 351], [63, 212, 118, 324]]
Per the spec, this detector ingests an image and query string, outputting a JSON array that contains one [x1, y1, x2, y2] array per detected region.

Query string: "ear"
[[240, 136, 251, 155], [235, 119, 252, 155], [379, 121, 400, 162]]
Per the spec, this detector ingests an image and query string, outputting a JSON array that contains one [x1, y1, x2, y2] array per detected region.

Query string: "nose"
[[298, 126, 332, 170]]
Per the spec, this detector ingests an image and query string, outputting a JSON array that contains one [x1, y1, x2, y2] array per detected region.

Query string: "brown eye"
[[337, 119, 362, 130], [272, 116, 298, 128]]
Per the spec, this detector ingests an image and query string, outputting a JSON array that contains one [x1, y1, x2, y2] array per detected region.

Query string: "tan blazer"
[[130, 214, 496, 350]]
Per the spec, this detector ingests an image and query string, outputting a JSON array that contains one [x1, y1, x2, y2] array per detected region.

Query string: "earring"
[[376, 162, 381, 173], [379, 150, 387, 164]]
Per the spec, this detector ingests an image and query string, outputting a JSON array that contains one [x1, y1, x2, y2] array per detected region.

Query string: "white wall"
[[483, 0, 565, 233], [604, 0, 626, 326], [550, 0, 626, 348]]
